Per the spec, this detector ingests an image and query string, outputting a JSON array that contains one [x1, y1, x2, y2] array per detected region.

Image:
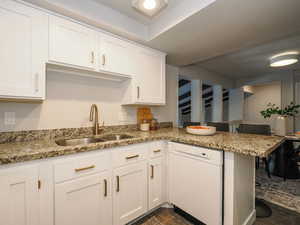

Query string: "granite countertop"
[[0, 128, 285, 165]]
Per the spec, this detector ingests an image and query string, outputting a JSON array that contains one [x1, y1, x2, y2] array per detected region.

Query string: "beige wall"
[[0, 65, 179, 132], [243, 82, 281, 131]]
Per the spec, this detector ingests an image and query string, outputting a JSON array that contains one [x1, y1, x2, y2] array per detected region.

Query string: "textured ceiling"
[[147, 0, 300, 66], [192, 35, 300, 78]]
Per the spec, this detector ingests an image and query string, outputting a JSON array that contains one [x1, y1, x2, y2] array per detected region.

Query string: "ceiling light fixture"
[[270, 52, 299, 67], [132, 0, 168, 18], [143, 0, 157, 10]]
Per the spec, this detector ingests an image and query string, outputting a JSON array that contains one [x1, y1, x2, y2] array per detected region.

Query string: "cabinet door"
[[113, 162, 147, 225], [169, 152, 223, 225], [98, 35, 135, 76], [0, 165, 40, 225], [55, 172, 112, 225], [135, 48, 166, 104], [49, 16, 97, 70], [148, 157, 164, 210], [0, 0, 47, 99]]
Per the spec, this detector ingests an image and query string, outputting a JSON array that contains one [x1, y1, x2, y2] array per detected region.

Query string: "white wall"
[[212, 85, 223, 122], [179, 65, 235, 89], [243, 82, 281, 131], [0, 65, 179, 132], [229, 88, 244, 121], [153, 65, 179, 127], [236, 71, 295, 132]]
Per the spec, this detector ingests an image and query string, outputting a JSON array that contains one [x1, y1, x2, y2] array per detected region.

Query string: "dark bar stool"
[[207, 122, 229, 132], [183, 122, 201, 128], [237, 124, 273, 218]]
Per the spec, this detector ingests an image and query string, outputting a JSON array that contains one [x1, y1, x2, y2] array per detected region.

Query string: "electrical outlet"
[[4, 112, 15, 125]]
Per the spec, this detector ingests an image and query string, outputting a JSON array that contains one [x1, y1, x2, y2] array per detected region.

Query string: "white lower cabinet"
[[0, 141, 228, 225], [0, 165, 40, 225], [148, 157, 164, 210], [55, 171, 112, 225], [113, 162, 148, 225]]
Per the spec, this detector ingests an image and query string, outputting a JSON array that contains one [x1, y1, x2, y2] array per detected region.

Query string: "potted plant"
[[260, 102, 300, 136]]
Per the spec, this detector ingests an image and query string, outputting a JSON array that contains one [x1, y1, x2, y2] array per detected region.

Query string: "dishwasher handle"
[[173, 150, 209, 160]]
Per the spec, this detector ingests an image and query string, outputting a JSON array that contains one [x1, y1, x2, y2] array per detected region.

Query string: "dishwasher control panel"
[[168, 142, 223, 166]]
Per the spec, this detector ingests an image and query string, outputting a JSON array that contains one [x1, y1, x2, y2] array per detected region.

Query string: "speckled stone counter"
[[0, 127, 284, 165]]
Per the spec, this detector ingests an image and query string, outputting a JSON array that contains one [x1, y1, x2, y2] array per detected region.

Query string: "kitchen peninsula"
[[0, 125, 284, 225]]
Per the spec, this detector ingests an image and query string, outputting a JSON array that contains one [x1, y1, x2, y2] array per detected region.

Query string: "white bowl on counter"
[[186, 126, 216, 136]]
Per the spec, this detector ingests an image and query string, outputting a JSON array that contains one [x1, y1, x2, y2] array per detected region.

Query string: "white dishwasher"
[[168, 142, 223, 225]]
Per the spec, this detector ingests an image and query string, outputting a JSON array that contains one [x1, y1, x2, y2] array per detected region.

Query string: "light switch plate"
[[4, 112, 15, 125]]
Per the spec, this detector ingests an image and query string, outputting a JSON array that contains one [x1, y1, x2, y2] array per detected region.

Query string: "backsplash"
[[0, 122, 173, 144]]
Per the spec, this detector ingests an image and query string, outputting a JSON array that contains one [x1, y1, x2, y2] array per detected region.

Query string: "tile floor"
[[256, 167, 300, 213], [132, 205, 300, 225]]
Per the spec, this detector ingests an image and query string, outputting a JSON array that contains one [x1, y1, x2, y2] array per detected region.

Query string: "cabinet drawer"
[[54, 151, 110, 183], [112, 143, 149, 168], [149, 141, 165, 158], [168, 142, 223, 166]]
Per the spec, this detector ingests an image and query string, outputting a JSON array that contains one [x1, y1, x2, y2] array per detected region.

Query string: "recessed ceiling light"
[[143, 0, 157, 10], [132, 0, 168, 17], [270, 52, 299, 67]]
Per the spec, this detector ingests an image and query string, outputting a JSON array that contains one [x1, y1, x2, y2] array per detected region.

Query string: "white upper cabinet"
[[122, 47, 166, 105], [0, 0, 48, 100], [98, 35, 136, 77], [136, 48, 166, 105], [49, 16, 97, 70]]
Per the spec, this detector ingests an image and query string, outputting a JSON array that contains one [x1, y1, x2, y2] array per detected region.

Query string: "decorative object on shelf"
[[260, 102, 300, 136], [186, 126, 216, 136]]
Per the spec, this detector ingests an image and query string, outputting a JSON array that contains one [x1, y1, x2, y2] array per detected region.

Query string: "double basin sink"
[[55, 134, 134, 146]]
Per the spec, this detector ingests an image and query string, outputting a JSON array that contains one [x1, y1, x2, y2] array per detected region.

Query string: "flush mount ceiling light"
[[270, 52, 299, 67], [132, 0, 168, 17]]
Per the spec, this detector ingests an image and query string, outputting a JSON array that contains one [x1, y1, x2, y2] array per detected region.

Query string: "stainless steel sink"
[[99, 134, 135, 141], [55, 137, 105, 146], [55, 134, 134, 146]]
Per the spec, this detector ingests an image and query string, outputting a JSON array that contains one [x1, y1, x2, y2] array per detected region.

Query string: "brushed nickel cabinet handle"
[[126, 154, 139, 160], [35, 73, 39, 93], [102, 54, 106, 66], [38, 180, 41, 190], [116, 176, 120, 192], [104, 179, 107, 197], [137, 86, 140, 99], [153, 149, 161, 153], [74, 165, 95, 172], [150, 165, 154, 179], [91, 51, 95, 64]]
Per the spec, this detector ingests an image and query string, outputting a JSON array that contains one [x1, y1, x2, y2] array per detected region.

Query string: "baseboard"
[[243, 210, 256, 225]]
